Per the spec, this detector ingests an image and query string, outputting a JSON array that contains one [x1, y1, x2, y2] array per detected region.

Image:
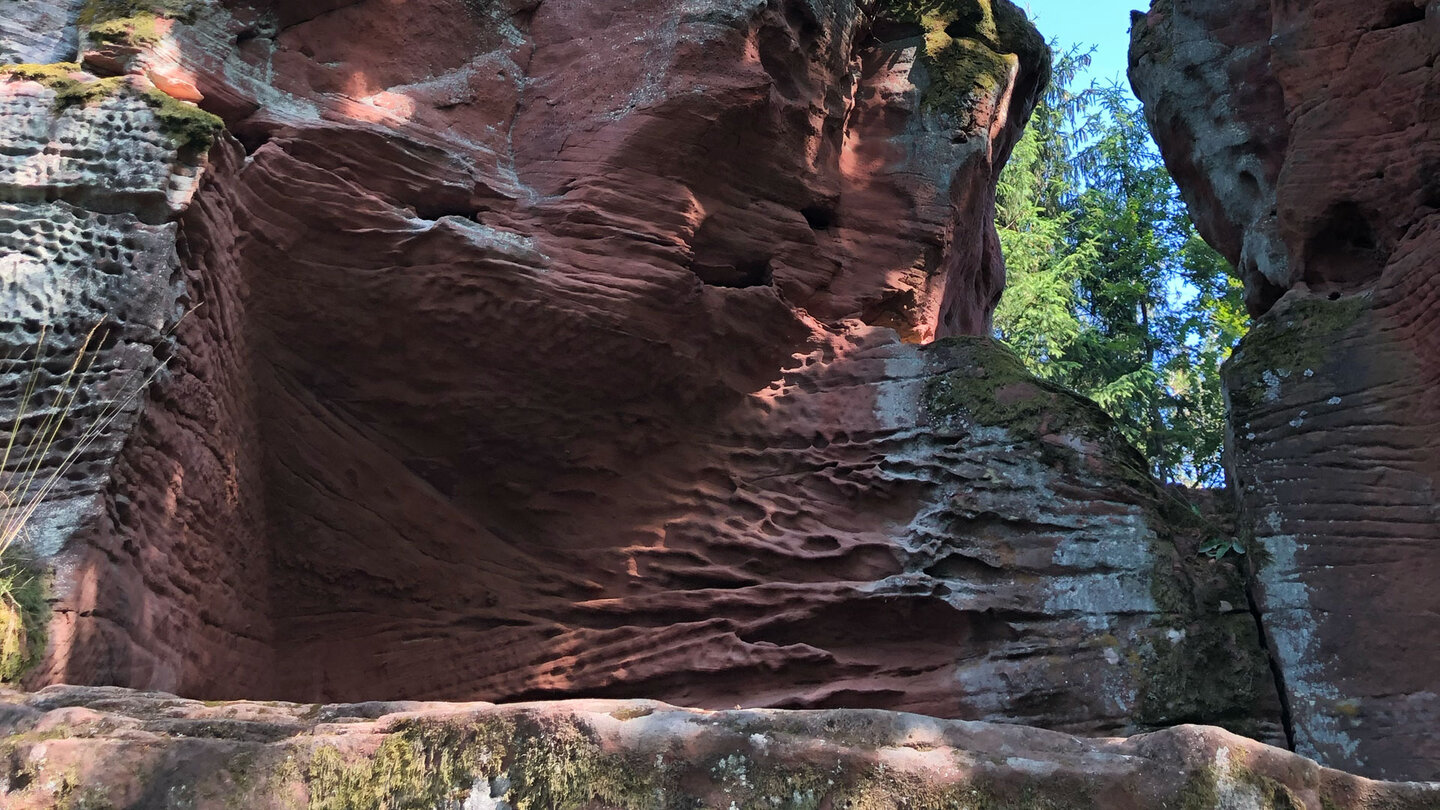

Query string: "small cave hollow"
[[1301, 201, 1388, 292], [801, 203, 839, 231], [692, 257, 775, 288], [1377, 1, 1427, 29], [867, 19, 925, 44], [688, 213, 777, 288]]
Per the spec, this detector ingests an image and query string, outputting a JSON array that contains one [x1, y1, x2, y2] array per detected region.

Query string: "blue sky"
[[1016, 0, 1145, 91]]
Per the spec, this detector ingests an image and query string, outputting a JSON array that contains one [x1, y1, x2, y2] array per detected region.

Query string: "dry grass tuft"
[[0, 321, 166, 681]]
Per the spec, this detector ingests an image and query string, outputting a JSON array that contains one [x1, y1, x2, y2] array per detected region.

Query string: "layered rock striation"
[[0, 0, 1281, 744], [1132, 0, 1440, 781]]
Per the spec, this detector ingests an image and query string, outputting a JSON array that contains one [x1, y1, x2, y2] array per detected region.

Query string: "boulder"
[[0, 685, 1434, 809]]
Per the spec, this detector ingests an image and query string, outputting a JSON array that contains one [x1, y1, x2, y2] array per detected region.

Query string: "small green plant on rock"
[[1199, 535, 1246, 560]]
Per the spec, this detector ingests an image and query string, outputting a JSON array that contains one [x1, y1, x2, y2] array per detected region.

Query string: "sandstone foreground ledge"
[[0, 686, 1435, 809]]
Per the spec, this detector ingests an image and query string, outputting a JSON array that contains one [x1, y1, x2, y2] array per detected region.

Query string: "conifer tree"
[[994, 49, 1246, 486]]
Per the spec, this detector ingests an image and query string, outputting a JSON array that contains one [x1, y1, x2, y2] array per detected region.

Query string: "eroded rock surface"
[[0, 0, 1283, 741], [1132, 0, 1440, 781], [1, 686, 1435, 810]]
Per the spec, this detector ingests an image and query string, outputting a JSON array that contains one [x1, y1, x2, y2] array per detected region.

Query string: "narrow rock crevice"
[[1245, 576, 1297, 751]]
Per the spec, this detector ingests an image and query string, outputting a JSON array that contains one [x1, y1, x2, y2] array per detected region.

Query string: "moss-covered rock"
[[878, 0, 1049, 118], [87, 13, 166, 47], [922, 336, 1153, 490], [141, 88, 224, 151], [923, 336, 1114, 435], [1, 63, 222, 150], [0, 690, 1435, 809], [924, 337, 1274, 735], [1, 62, 127, 109], [303, 718, 513, 810], [77, 0, 199, 26], [0, 553, 49, 684], [1133, 614, 1272, 730], [1225, 295, 1369, 411]]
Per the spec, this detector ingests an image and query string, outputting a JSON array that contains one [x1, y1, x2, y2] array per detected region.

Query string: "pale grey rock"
[[0, 81, 196, 559], [0, 82, 206, 221], [0, 0, 85, 64]]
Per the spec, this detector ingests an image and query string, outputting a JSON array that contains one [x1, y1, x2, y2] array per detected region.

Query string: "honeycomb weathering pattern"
[[0, 82, 190, 604], [0, 0, 1281, 756]]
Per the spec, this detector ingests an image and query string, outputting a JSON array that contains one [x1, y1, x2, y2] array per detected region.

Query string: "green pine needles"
[[993, 46, 1248, 487]]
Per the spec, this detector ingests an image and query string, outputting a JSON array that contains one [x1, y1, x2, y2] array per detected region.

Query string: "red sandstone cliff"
[[1131, 0, 1440, 782], [3, 0, 1440, 796], [0, 0, 1278, 743]]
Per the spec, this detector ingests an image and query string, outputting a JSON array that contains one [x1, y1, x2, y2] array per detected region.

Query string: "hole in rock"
[[691, 208, 783, 288], [772, 689, 910, 711], [1238, 170, 1262, 198], [691, 257, 774, 288], [801, 535, 841, 552], [688, 213, 776, 287], [1377, 1, 1426, 29], [97, 326, 121, 351], [868, 19, 925, 42], [942, 4, 988, 39], [1302, 201, 1388, 291], [801, 204, 838, 230], [785, 1, 821, 43]]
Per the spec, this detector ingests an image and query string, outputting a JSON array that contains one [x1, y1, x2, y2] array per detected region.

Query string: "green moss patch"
[[141, 88, 224, 151], [87, 13, 166, 47], [2, 62, 127, 109], [1225, 295, 1369, 411], [1, 61, 86, 88], [77, 0, 199, 26], [0, 553, 49, 683], [304, 719, 513, 810], [879, 0, 1049, 117]]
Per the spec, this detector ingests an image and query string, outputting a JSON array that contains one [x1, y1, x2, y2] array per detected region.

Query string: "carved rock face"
[[0, 0, 1276, 743], [1132, 0, 1440, 780]]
